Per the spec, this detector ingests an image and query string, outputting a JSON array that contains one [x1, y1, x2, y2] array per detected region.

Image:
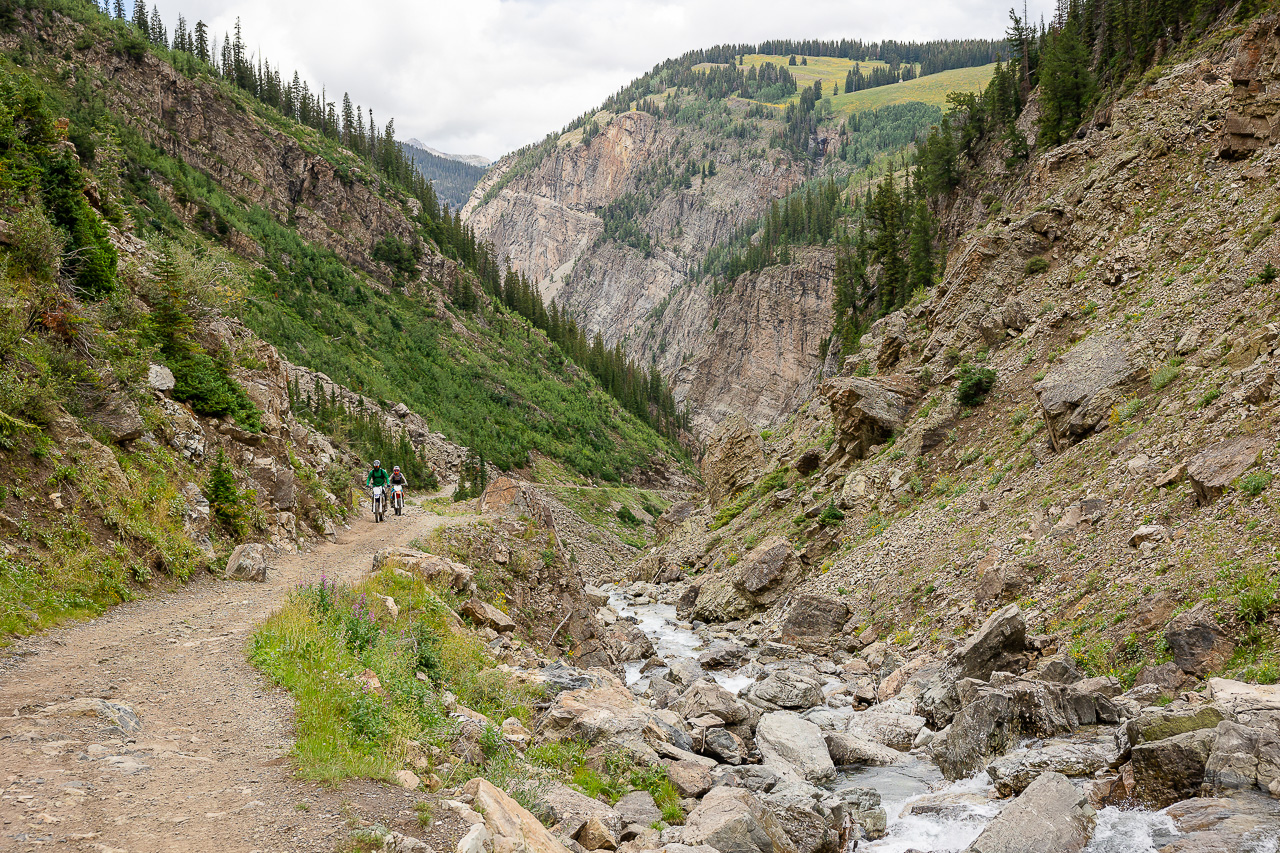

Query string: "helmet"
[[393, 466, 401, 472], [373, 460, 381, 467]]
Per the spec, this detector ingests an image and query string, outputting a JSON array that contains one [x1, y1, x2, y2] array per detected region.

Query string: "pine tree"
[[112, 0, 124, 19], [1036, 7, 1095, 147], [131, 0, 147, 34], [194, 20, 208, 62], [907, 199, 936, 295]]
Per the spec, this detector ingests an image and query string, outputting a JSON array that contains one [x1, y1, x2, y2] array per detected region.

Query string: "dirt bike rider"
[[366, 460, 391, 491], [389, 466, 408, 489]]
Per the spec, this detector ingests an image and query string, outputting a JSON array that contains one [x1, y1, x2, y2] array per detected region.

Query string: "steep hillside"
[[464, 42, 1001, 436], [642, 8, 1280, 689]]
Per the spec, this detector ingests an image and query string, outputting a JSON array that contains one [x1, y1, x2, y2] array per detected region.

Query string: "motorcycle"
[[391, 483, 404, 516], [371, 485, 386, 522]]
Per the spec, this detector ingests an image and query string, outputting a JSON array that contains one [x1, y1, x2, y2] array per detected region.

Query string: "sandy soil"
[[0, 502, 474, 852]]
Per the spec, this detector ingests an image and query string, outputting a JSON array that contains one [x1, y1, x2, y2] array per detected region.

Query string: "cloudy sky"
[[154, 0, 1056, 160]]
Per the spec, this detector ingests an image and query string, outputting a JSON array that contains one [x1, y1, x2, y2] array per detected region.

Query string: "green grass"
[[739, 54, 894, 104], [830, 64, 997, 116], [250, 568, 538, 784]]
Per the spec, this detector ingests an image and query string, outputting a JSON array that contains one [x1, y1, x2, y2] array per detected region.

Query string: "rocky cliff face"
[[464, 108, 828, 436], [634, 19, 1280, 701]]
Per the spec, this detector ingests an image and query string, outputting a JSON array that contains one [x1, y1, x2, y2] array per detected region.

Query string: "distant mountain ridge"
[[401, 141, 489, 211], [404, 138, 492, 168]]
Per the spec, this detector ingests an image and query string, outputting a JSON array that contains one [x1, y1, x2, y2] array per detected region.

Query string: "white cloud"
[[149, 0, 1057, 159]]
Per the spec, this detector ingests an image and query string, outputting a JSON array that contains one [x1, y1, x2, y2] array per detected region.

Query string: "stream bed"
[[604, 583, 1201, 853]]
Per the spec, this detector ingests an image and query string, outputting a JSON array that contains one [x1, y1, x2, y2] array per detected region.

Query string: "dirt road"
[[0, 503, 469, 852]]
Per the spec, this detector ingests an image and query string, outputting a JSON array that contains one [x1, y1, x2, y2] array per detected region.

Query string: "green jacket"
[[366, 467, 390, 487]]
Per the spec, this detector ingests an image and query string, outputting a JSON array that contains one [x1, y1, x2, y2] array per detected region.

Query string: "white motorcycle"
[[371, 486, 386, 522], [391, 483, 405, 516]]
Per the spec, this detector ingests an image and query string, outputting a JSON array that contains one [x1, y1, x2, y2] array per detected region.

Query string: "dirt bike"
[[371, 486, 386, 522], [391, 483, 404, 516]]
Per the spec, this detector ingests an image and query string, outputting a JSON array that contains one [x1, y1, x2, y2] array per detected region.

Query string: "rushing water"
[[604, 582, 1197, 852]]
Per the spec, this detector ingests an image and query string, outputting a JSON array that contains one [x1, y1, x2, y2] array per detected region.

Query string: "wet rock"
[[830, 787, 887, 841], [1203, 720, 1280, 796], [681, 786, 799, 853], [668, 658, 708, 688], [225, 542, 270, 581], [1185, 436, 1270, 505], [465, 777, 574, 853], [756, 711, 837, 783], [842, 704, 927, 752], [1034, 334, 1138, 451], [1164, 601, 1235, 677], [823, 732, 901, 767], [462, 598, 517, 633], [1161, 795, 1280, 852], [713, 765, 781, 793], [964, 772, 1094, 853], [777, 596, 849, 649], [986, 740, 1117, 796], [699, 641, 749, 669], [822, 374, 923, 461], [1130, 728, 1218, 808], [745, 670, 826, 711], [953, 605, 1031, 681]]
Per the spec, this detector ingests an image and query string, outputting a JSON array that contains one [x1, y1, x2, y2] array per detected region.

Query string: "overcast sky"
[[154, 0, 1056, 160]]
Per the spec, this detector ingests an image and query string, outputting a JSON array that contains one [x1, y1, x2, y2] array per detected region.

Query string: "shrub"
[[1025, 257, 1050, 275], [204, 449, 246, 535], [956, 365, 997, 406], [1237, 582, 1275, 626], [818, 504, 845, 526], [1261, 263, 1278, 285], [616, 505, 641, 527], [1150, 363, 1180, 391], [1238, 471, 1273, 497]]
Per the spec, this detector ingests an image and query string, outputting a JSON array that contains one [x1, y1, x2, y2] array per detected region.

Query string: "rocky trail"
[[0, 502, 474, 853]]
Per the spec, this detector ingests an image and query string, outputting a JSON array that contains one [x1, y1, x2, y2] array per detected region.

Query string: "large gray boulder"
[[1185, 435, 1270, 505], [758, 788, 837, 853], [1116, 705, 1227, 761], [822, 374, 923, 460], [777, 596, 849, 649], [1033, 333, 1138, 450], [91, 391, 146, 444], [756, 712, 837, 784], [1204, 720, 1280, 796], [746, 670, 826, 711], [681, 787, 799, 853], [671, 680, 750, 725], [1130, 728, 1218, 808], [225, 543, 270, 581], [965, 772, 1094, 853], [917, 605, 1032, 728], [842, 704, 927, 752], [824, 731, 902, 767], [986, 739, 1117, 796]]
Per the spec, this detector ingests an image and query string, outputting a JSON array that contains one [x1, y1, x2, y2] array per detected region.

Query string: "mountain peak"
[[404, 138, 492, 169]]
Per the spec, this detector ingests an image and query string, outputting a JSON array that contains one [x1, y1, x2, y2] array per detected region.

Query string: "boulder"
[[822, 374, 923, 461], [985, 740, 1117, 796], [736, 538, 801, 605], [793, 448, 823, 476], [478, 477, 522, 513], [843, 704, 927, 751], [681, 787, 799, 853], [1161, 796, 1280, 852], [615, 791, 661, 827], [756, 712, 837, 784], [462, 598, 517, 633], [576, 817, 618, 851], [1133, 662, 1191, 694], [953, 604, 1030, 681], [671, 680, 749, 725], [656, 501, 697, 538], [745, 670, 826, 710], [539, 682, 672, 760], [1130, 728, 1218, 808], [964, 772, 1094, 853], [1033, 334, 1137, 451], [668, 658, 708, 688], [703, 415, 767, 507], [759, 788, 837, 853], [777, 596, 849, 648], [583, 585, 610, 607], [1203, 720, 1280, 796], [702, 727, 747, 765], [713, 765, 781, 794], [699, 641, 749, 669], [1207, 678, 1280, 724], [666, 761, 714, 798], [147, 363, 176, 391], [1117, 705, 1227, 760], [225, 543, 269, 581], [1164, 602, 1234, 676], [829, 787, 887, 841], [375, 548, 474, 592], [823, 732, 902, 767], [91, 391, 145, 444], [1185, 436, 1270, 505], [465, 778, 573, 853], [542, 783, 623, 839]]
